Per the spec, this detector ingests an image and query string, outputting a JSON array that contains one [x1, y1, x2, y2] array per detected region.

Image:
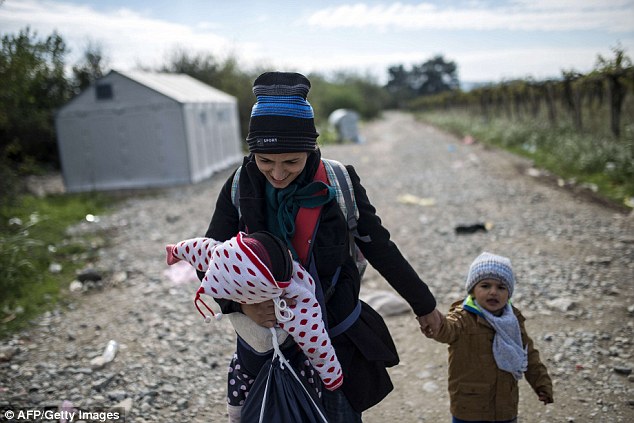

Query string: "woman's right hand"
[[241, 300, 277, 328], [240, 297, 297, 328]]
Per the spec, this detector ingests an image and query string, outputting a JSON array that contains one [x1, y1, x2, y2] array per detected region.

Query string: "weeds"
[[418, 110, 634, 206], [0, 214, 45, 296], [0, 192, 115, 338]]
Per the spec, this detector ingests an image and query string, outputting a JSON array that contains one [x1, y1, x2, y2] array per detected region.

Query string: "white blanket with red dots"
[[165, 232, 343, 391]]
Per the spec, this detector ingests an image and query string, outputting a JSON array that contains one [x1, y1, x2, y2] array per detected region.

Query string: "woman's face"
[[254, 152, 309, 189], [472, 278, 509, 315]]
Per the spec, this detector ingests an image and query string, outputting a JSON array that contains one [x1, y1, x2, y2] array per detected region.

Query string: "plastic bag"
[[241, 328, 329, 423]]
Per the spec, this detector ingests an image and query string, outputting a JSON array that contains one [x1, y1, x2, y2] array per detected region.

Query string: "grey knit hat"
[[465, 252, 516, 297]]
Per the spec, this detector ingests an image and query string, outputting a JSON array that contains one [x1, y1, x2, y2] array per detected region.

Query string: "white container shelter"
[[55, 70, 243, 192]]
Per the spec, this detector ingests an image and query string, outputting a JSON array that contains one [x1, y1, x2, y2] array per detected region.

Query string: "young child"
[[430, 252, 553, 423], [165, 231, 342, 421]]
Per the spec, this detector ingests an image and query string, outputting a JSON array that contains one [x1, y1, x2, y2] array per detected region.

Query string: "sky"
[[1, 0, 633, 85]]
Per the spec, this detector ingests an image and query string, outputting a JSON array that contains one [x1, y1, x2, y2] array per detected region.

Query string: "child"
[[165, 231, 342, 421], [430, 252, 553, 423]]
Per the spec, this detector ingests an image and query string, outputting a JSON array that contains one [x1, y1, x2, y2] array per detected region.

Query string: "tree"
[[385, 64, 414, 107], [72, 41, 109, 93], [414, 55, 459, 95], [0, 27, 72, 170], [595, 45, 632, 138], [307, 71, 388, 123], [385, 55, 459, 107]]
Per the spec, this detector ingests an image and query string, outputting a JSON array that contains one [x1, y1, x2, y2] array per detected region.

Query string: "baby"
[[165, 231, 343, 391]]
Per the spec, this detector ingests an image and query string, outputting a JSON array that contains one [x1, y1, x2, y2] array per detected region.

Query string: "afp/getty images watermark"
[[2, 407, 126, 422]]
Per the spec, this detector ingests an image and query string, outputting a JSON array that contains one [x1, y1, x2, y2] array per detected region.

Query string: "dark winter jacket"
[[203, 150, 437, 412]]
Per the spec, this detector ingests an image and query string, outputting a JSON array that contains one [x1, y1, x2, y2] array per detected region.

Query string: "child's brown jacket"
[[434, 299, 553, 421]]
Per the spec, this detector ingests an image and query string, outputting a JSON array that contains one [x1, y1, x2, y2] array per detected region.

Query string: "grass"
[[416, 110, 634, 208], [0, 192, 116, 338]]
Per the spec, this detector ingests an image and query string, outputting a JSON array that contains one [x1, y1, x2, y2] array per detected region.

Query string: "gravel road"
[[1, 111, 633, 423]]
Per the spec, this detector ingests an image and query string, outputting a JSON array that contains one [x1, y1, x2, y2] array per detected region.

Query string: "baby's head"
[[241, 231, 293, 282]]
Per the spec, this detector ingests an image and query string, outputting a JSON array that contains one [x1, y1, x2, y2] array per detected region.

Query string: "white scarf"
[[476, 300, 528, 380]]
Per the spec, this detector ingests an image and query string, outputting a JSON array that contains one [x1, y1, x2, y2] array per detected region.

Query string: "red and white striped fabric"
[[165, 232, 343, 391]]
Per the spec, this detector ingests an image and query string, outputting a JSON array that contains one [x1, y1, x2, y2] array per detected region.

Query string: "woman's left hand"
[[417, 309, 443, 337]]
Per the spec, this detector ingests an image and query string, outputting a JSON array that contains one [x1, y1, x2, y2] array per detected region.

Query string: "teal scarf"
[[266, 180, 336, 260]]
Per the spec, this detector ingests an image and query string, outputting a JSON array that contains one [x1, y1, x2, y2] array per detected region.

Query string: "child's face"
[[472, 278, 509, 315]]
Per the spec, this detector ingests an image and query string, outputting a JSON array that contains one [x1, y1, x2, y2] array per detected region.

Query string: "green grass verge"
[[0, 192, 116, 338], [416, 111, 634, 207]]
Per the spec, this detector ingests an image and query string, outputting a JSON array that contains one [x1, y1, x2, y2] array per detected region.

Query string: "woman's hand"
[[417, 308, 443, 338], [241, 297, 297, 328]]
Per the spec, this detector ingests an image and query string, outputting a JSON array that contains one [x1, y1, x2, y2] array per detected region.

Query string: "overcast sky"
[[1, 0, 633, 84]]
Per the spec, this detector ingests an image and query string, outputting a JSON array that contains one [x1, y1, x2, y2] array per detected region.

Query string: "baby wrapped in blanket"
[[165, 231, 343, 391]]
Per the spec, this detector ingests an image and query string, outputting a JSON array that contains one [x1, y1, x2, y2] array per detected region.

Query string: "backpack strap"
[[231, 166, 242, 218], [321, 159, 353, 222], [322, 159, 370, 243], [328, 301, 361, 338]]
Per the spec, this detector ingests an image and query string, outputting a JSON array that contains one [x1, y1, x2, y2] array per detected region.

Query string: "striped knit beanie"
[[246, 72, 319, 153], [465, 252, 516, 297]]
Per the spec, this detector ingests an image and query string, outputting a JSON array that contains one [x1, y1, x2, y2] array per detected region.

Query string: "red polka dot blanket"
[[165, 232, 343, 391]]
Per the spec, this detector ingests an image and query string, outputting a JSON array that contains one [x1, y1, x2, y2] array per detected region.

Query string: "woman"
[[202, 71, 442, 422]]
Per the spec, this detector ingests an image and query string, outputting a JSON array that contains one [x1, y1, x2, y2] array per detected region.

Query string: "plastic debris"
[[362, 290, 410, 317], [397, 194, 436, 207], [48, 263, 62, 273], [85, 214, 100, 223], [455, 222, 493, 234], [102, 340, 119, 362], [526, 168, 541, 177], [59, 400, 76, 423], [77, 268, 102, 282], [69, 280, 83, 292], [8, 217, 22, 226], [90, 340, 119, 369], [584, 256, 612, 265], [546, 298, 576, 312], [163, 260, 199, 285]]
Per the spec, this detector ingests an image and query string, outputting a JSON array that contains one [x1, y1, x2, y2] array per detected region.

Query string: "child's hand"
[[418, 310, 444, 338], [538, 392, 553, 404]]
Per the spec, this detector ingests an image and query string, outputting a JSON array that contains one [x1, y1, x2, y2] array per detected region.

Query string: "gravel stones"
[[1, 112, 632, 422]]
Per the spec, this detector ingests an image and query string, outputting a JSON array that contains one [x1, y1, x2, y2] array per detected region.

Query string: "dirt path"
[[342, 113, 634, 423], [1, 111, 633, 423]]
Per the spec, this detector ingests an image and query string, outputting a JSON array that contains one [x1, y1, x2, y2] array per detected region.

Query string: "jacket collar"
[[462, 295, 483, 316], [462, 295, 513, 318]]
